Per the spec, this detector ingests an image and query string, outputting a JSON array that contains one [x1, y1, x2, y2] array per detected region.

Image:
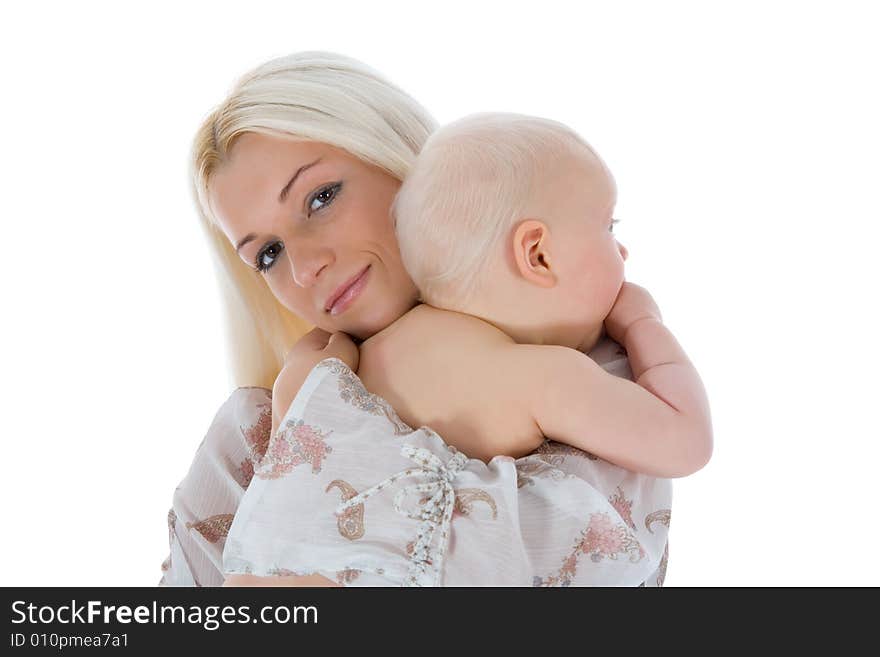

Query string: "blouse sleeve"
[[158, 386, 273, 586], [545, 334, 672, 587], [160, 335, 671, 587]]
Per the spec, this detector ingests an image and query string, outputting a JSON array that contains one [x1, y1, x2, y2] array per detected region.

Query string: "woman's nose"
[[617, 241, 629, 261], [287, 243, 333, 288]]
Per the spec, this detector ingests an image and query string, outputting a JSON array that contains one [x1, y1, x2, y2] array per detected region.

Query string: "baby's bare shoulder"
[[362, 305, 538, 457], [358, 304, 513, 400], [402, 304, 514, 349]]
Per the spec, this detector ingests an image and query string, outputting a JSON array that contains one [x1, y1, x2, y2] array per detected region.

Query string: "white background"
[[1, 0, 877, 586]]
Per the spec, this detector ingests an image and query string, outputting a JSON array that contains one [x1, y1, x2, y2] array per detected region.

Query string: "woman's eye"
[[255, 242, 283, 273], [609, 218, 620, 233], [308, 183, 341, 214]]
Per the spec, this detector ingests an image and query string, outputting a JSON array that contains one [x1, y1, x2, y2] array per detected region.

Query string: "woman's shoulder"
[[224, 385, 273, 417], [202, 386, 273, 460], [161, 385, 275, 587], [178, 386, 275, 488], [227, 384, 273, 402]]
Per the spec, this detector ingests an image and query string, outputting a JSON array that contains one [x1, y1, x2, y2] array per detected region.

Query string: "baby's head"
[[393, 112, 628, 351]]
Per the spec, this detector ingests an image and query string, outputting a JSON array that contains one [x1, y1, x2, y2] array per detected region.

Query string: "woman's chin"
[[350, 298, 414, 340]]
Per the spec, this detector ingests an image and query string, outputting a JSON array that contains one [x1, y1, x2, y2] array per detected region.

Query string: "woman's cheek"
[[270, 280, 319, 326]]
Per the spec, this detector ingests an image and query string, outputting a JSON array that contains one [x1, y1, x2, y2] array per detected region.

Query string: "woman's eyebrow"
[[235, 233, 258, 254], [278, 158, 322, 202], [235, 158, 324, 255]]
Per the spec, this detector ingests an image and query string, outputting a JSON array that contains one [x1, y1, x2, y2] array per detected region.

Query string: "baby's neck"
[[575, 324, 607, 354], [535, 322, 605, 354], [441, 304, 608, 354], [363, 303, 607, 356]]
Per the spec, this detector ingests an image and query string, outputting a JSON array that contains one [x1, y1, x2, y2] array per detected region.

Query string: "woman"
[[160, 51, 671, 587]]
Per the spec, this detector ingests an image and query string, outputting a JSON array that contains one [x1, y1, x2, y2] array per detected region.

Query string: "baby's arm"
[[517, 347, 709, 478], [603, 282, 713, 473], [494, 285, 711, 478]]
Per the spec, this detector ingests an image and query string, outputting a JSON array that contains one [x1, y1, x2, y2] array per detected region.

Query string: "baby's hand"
[[285, 328, 360, 373], [604, 282, 663, 345]]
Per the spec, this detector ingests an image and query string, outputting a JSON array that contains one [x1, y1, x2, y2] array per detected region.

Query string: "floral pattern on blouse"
[[609, 486, 636, 530], [162, 508, 177, 573], [317, 359, 413, 435], [453, 488, 499, 519], [645, 509, 672, 587], [256, 418, 333, 479], [326, 479, 365, 540], [234, 399, 273, 488], [534, 512, 646, 587], [165, 336, 673, 588], [186, 513, 235, 544], [534, 439, 600, 466], [235, 458, 255, 490], [514, 457, 568, 489], [657, 544, 669, 587], [167, 508, 177, 545], [267, 566, 298, 576], [645, 509, 672, 534]]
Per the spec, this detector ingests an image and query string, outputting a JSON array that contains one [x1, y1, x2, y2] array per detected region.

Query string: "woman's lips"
[[326, 266, 371, 316]]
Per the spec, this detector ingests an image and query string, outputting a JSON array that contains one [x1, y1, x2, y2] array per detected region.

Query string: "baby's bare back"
[[357, 304, 543, 462]]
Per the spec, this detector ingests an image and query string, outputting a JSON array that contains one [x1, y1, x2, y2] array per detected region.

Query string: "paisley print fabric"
[[161, 336, 673, 587]]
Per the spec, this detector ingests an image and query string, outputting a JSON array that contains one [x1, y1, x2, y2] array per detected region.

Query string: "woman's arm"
[[230, 329, 359, 588], [159, 331, 357, 587], [160, 387, 272, 586]]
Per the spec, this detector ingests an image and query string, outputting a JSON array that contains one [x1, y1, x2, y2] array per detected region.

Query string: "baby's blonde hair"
[[393, 112, 596, 309], [191, 51, 436, 389]]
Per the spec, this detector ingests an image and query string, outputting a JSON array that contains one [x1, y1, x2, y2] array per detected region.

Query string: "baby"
[[274, 112, 712, 474], [224, 113, 711, 587]]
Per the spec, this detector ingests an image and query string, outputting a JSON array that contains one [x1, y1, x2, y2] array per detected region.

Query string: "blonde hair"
[[191, 51, 437, 389], [393, 112, 597, 309]]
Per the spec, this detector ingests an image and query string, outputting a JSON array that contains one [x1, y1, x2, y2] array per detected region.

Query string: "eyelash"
[[254, 182, 342, 273], [254, 187, 600, 272], [610, 218, 620, 232]]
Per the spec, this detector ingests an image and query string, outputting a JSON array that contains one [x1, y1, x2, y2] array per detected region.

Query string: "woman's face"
[[209, 133, 419, 340]]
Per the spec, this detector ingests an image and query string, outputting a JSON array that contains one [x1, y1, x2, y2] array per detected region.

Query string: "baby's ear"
[[512, 219, 556, 288]]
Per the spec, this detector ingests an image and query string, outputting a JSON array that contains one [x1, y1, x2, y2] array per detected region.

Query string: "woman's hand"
[[271, 328, 360, 438], [604, 282, 663, 346], [224, 573, 341, 587], [284, 327, 360, 373]]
